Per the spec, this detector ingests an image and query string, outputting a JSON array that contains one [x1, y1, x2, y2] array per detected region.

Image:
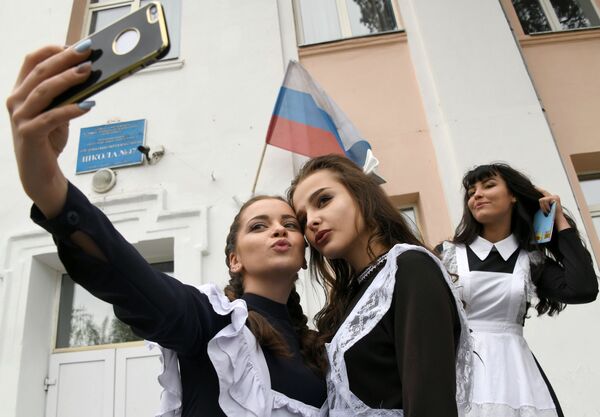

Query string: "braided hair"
[[224, 195, 327, 375]]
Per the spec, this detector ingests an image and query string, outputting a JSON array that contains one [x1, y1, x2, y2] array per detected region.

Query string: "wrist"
[[555, 214, 571, 232]]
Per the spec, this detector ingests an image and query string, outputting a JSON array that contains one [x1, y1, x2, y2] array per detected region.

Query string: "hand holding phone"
[[533, 202, 556, 243], [47, 1, 170, 109]]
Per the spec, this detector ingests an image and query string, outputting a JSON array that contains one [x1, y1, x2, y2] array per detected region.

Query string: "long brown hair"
[[287, 155, 426, 343], [224, 195, 326, 375]]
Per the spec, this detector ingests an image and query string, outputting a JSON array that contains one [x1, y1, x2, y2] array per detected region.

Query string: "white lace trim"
[[325, 244, 473, 415], [272, 391, 323, 416], [441, 241, 458, 276], [147, 341, 182, 417], [465, 402, 558, 417], [525, 251, 543, 304], [149, 283, 322, 417]]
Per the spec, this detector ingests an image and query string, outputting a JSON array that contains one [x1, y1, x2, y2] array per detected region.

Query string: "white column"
[[397, 3, 599, 415], [397, 0, 583, 229]]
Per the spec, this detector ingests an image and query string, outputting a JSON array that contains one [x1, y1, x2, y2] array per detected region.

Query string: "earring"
[[302, 259, 308, 270]]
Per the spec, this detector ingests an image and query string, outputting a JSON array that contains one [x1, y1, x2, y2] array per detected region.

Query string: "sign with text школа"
[[76, 119, 146, 174]]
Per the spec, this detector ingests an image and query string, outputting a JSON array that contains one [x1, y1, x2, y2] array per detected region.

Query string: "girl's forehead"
[[294, 170, 340, 199], [241, 198, 295, 220], [466, 172, 501, 188]]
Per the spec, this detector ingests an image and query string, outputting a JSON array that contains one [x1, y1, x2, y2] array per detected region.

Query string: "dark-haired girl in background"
[[437, 163, 598, 417], [7, 44, 326, 416]]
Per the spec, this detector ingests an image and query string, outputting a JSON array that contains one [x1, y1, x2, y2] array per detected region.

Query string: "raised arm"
[[7, 44, 111, 261], [536, 229, 598, 304], [8, 46, 227, 354], [535, 190, 598, 303]]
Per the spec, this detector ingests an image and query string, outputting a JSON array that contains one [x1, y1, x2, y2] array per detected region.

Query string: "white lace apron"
[[147, 283, 323, 417], [445, 242, 558, 417], [323, 244, 473, 416]]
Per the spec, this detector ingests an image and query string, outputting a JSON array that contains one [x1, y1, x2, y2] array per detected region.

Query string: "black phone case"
[[48, 2, 170, 109]]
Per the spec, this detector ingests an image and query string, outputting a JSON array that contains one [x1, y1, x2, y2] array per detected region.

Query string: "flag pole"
[[251, 142, 268, 195]]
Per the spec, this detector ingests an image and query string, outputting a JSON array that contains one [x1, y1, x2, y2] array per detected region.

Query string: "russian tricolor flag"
[[266, 61, 380, 175]]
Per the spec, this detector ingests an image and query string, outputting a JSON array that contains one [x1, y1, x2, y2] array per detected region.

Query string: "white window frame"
[[82, 0, 182, 65], [398, 204, 422, 240], [54, 257, 174, 352], [579, 175, 600, 238], [518, 0, 600, 33], [293, 0, 403, 46]]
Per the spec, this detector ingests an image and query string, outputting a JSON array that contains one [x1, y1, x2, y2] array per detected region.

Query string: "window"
[[55, 261, 174, 349], [294, 0, 402, 46], [399, 206, 422, 241], [580, 177, 600, 236], [85, 0, 180, 60], [512, 0, 600, 34]]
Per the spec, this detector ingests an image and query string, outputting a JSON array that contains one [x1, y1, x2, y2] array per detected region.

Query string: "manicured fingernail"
[[74, 38, 92, 53], [78, 100, 96, 110], [76, 61, 92, 73]]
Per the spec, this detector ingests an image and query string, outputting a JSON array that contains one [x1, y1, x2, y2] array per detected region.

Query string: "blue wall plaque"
[[76, 119, 146, 174]]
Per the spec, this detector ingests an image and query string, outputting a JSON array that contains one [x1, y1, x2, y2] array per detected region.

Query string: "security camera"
[[137, 145, 165, 165]]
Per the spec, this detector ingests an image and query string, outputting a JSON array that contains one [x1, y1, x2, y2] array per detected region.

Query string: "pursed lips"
[[272, 239, 291, 251], [314, 229, 331, 245]]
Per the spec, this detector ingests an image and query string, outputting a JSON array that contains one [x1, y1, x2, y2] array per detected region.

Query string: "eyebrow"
[[247, 214, 298, 223], [469, 177, 496, 189], [308, 187, 328, 206]]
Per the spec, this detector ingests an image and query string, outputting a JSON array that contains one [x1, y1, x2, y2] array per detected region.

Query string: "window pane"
[[400, 207, 422, 240], [549, 0, 600, 30], [346, 0, 397, 37], [56, 262, 173, 348], [592, 215, 600, 236], [512, 0, 552, 34], [297, 0, 342, 45], [581, 178, 600, 206], [89, 5, 130, 34]]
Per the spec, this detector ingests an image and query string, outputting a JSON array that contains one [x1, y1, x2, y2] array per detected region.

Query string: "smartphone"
[[47, 1, 170, 109], [533, 202, 556, 243]]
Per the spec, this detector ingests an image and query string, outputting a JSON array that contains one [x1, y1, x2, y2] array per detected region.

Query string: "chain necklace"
[[356, 254, 388, 285]]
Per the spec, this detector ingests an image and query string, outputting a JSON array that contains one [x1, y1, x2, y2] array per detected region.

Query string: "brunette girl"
[[437, 163, 598, 417], [7, 44, 326, 416], [288, 155, 472, 417]]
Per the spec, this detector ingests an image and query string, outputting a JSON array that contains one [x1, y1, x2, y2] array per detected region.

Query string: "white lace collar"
[[470, 234, 519, 261]]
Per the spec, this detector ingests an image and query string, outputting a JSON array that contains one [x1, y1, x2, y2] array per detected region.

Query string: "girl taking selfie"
[[7, 44, 327, 416]]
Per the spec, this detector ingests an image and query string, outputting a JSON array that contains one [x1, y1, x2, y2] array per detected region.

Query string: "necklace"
[[356, 254, 388, 285]]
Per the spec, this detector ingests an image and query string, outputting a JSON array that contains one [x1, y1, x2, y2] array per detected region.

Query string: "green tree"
[[351, 0, 397, 33]]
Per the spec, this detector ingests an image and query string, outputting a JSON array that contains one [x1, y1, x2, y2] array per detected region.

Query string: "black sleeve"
[[394, 251, 459, 417], [31, 182, 228, 355], [536, 228, 599, 304]]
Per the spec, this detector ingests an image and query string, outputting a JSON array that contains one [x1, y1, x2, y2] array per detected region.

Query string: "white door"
[[45, 349, 115, 417], [114, 346, 162, 417], [46, 346, 162, 417]]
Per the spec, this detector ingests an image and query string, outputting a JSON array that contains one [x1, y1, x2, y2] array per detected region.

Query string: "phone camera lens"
[[150, 5, 157, 16]]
